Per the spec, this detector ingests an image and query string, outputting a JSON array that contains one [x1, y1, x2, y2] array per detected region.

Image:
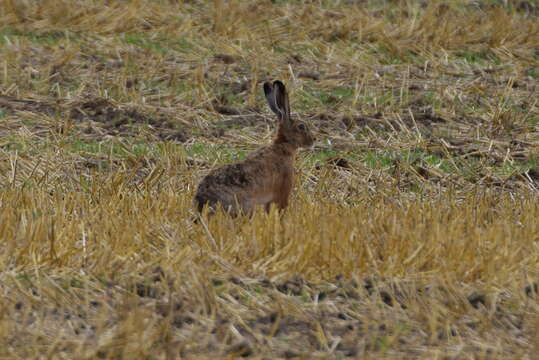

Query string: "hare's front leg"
[[275, 173, 293, 210], [264, 200, 285, 213], [276, 197, 289, 210]]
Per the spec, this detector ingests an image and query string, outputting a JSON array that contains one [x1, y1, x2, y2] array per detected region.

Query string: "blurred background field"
[[0, 0, 538, 358]]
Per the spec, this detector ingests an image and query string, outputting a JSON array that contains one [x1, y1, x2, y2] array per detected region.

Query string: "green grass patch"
[[298, 86, 355, 110], [363, 151, 395, 168], [186, 143, 248, 163], [122, 33, 194, 55], [455, 50, 500, 65], [0, 27, 72, 45], [15, 273, 34, 289], [306, 149, 341, 164], [69, 139, 158, 157], [122, 33, 169, 55], [363, 150, 447, 169], [307, 149, 453, 172], [495, 158, 539, 178], [0, 136, 36, 152], [169, 37, 194, 53], [526, 68, 539, 79]]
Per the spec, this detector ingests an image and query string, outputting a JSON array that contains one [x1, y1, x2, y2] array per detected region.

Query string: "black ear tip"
[[263, 82, 273, 94], [273, 80, 286, 89]]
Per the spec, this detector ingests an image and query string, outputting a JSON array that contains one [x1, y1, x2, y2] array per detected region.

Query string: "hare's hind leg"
[[220, 194, 254, 217]]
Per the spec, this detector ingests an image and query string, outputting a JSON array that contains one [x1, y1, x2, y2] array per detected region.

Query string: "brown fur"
[[194, 80, 314, 216]]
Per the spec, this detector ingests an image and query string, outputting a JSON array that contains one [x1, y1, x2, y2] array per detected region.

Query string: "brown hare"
[[194, 80, 314, 216]]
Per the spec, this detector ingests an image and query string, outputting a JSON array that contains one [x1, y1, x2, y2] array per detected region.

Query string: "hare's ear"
[[263, 82, 282, 119], [273, 80, 291, 122]]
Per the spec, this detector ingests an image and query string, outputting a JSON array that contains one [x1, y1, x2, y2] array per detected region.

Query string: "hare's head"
[[264, 80, 314, 148]]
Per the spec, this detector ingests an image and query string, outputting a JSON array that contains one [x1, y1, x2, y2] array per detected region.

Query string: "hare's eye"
[[297, 123, 306, 131]]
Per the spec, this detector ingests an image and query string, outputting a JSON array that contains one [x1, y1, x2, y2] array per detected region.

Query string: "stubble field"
[[0, 0, 538, 358]]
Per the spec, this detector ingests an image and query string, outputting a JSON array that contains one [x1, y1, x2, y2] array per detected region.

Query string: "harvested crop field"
[[0, 0, 538, 358]]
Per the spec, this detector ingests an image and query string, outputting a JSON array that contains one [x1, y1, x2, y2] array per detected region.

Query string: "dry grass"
[[0, 0, 538, 358]]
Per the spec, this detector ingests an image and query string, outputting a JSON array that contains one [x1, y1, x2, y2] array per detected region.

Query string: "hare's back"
[[194, 162, 255, 211], [203, 162, 254, 187]]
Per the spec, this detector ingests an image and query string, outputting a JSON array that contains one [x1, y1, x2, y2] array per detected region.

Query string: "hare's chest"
[[264, 160, 293, 184], [279, 161, 294, 186], [254, 167, 293, 205]]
